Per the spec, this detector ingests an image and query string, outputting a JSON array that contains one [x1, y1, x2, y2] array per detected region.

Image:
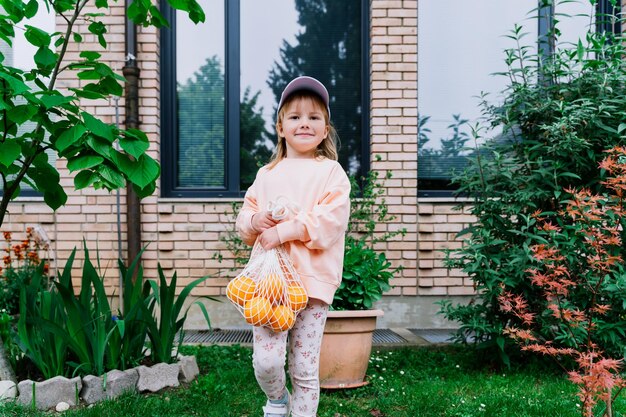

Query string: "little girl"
[[236, 76, 351, 417]]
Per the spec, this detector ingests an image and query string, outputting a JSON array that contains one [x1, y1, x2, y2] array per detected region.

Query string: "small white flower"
[[456, 364, 460, 368], [390, 388, 394, 392], [480, 404, 486, 408], [400, 370, 404, 375]]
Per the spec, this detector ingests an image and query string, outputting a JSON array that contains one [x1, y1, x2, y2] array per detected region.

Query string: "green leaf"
[[148, 5, 169, 27], [87, 21, 107, 48], [577, 39, 584, 62], [77, 70, 103, 80], [126, 1, 145, 23], [98, 76, 123, 96], [111, 151, 160, 188], [54, 36, 65, 48], [87, 21, 107, 36], [167, 0, 205, 24], [24, 25, 51, 47], [34, 47, 57, 70], [43, 183, 68, 210], [39, 93, 74, 109], [67, 155, 104, 172], [97, 164, 126, 188], [24, 0, 39, 18], [119, 132, 149, 159], [74, 170, 98, 189], [0, 140, 21, 167], [80, 51, 101, 61], [82, 112, 114, 141], [7, 104, 37, 124], [86, 135, 113, 157], [96, 0, 108, 8], [73, 32, 83, 43], [72, 87, 105, 100], [56, 125, 87, 152], [0, 72, 30, 94]]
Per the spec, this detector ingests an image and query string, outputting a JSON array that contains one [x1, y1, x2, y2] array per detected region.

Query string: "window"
[[417, 0, 616, 197], [161, 0, 369, 198]]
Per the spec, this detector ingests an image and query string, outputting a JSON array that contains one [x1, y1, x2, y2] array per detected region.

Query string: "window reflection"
[[241, 0, 364, 189], [176, 0, 225, 188]]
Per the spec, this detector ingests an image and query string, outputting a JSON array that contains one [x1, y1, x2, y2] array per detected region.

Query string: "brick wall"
[[370, 0, 420, 296], [3, 1, 478, 325]]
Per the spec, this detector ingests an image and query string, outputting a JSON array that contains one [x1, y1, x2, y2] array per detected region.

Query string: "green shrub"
[[333, 170, 405, 311], [12, 243, 214, 379], [439, 7, 626, 366]]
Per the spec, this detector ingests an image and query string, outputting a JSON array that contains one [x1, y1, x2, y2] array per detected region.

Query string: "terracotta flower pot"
[[318, 309, 384, 389]]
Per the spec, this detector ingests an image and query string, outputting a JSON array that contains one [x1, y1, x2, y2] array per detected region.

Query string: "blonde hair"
[[266, 91, 339, 169]]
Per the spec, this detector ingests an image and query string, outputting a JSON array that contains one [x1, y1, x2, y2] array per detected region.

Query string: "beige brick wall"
[[4, 0, 478, 307], [370, 0, 419, 296]]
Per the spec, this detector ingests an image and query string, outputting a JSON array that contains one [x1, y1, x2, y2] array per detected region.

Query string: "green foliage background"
[[439, 4, 626, 366]]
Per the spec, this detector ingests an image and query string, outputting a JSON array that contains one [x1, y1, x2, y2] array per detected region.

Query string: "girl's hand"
[[251, 211, 278, 233], [258, 227, 281, 250]]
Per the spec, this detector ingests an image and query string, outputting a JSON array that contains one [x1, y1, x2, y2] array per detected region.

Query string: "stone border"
[[1, 355, 199, 411]]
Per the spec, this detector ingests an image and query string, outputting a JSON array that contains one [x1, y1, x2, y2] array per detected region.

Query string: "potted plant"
[[319, 170, 405, 389]]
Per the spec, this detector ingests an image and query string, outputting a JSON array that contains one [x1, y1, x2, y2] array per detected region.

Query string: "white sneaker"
[[262, 390, 290, 417]]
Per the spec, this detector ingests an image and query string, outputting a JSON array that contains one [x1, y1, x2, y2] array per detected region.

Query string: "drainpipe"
[[123, 0, 141, 278]]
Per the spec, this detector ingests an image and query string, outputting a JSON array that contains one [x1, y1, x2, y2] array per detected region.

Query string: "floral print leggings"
[[252, 299, 329, 417]]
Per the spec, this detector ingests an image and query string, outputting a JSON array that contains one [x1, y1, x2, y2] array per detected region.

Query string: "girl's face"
[[277, 96, 329, 159]]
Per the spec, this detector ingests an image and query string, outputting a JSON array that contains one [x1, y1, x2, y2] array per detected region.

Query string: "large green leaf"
[[83, 112, 114, 141], [0, 140, 21, 167], [74, 170, 98, 189], [56, 125, 87, 152], [67, 154, 104, 172], [97, 164, 126, 188], [167, 0, 205, 23], [86, 135, 113, 157], [119, 130, 149, 159], [34, 46, 57, 70], [6, 104, 37, 124], [24, 0, 39, 18], [111, 151, 160, 188], [39, 93, 74, 109], [24, 25, 51, 47], [0, 71, 30, 94]]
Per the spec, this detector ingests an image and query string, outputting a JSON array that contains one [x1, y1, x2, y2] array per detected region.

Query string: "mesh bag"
[[227, 242, 308, 332]]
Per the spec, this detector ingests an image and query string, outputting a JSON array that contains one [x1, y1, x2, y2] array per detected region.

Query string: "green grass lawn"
[[2, 344, 624, 417]]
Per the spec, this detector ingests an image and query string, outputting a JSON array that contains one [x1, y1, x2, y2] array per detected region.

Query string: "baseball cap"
[[277, 76, 331, 119]]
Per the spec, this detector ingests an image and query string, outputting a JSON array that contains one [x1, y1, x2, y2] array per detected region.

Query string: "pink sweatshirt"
[[236, 157, 351, 304]]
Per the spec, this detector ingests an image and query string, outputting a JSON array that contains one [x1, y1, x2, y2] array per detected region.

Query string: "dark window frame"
[[160, 0, 370, 198], [417, 0, 620, 198]]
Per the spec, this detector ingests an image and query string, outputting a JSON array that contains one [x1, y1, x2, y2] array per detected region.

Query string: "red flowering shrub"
[[499, 147, 626, 416], [0, 227, 50, 315]]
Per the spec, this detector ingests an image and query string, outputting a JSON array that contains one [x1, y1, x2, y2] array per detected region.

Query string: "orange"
[[243, 296, 272, 326], [257, 273, 285, 304], [226, 275, 256, 307], [287, 285, 308, 312], [269, 305, 296, 332]]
